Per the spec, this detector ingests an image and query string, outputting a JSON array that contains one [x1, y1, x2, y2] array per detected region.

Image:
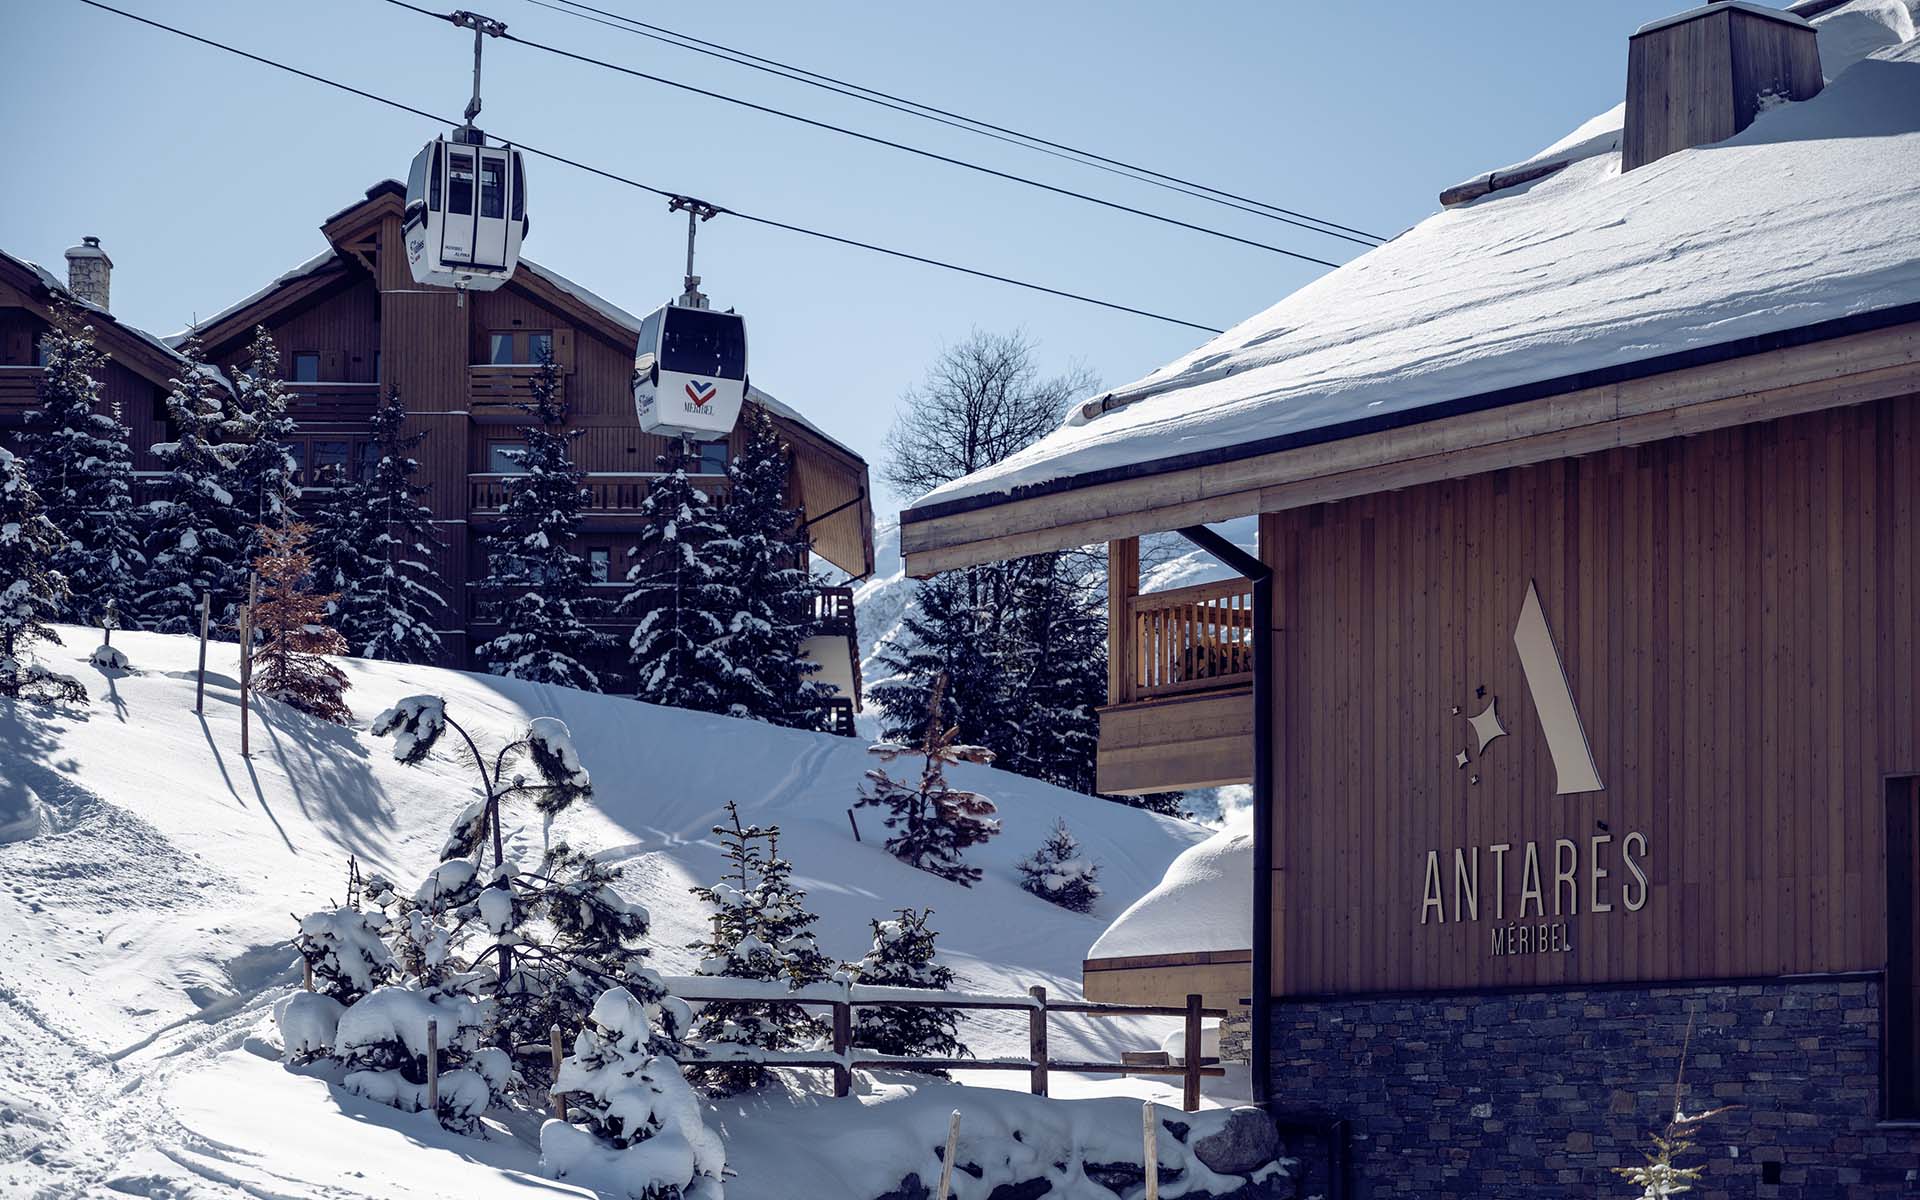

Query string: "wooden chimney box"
[[1623, 1, 1823, 172]]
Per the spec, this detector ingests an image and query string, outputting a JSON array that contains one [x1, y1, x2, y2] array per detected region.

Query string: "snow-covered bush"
[[543, 985, 723, 1200], [1015, 819, 1102, 913], [293, 906, 396, 1003], [845, 907, 968, 1067], [857, 677, 1000, 885], [88, 643, 129, 671]]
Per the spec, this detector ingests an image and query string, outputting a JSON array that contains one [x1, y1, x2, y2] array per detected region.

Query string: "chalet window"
[[284, 442, 306, 486], [356, 441, 381, 484], [480, 158, 505, 219], [527, 331, 553, 363], [34, 335, 52, 367], [448, 151, 475, 216], [587, 548, 611, 583], [694, 440, 729, 475], [486, 331, 553, 365], [489, 333, 516, 365], [292, 353, 321, 383], [312, 440, 350, 483], [488, 441, 527, 474]]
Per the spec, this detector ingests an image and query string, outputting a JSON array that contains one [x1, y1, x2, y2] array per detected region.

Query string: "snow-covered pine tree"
[[856, 677, 1001, 886], [542, 985, 724, 1200], [228, 327, 300, 556], [1016, 819, 1102, 913], [0, 446, 85, 703], [998, 553, 1105, 794], [351, 389, 444, 662], [870, 569, 1018, 756], [686, 801, 833, 1094], [621, 441, 735, 713], [304, 461, 376, 639], [712, 406, 831, 727], [249, 521, 352, 724], [474, 351, 609, 690], [140, 334, 246, 631], [20, 302, 145, 626], [845, 907, 968, 1066]]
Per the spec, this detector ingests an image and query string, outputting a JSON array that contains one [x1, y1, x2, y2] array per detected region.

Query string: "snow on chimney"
[[1623, 2, 1823, 171], [64, 236, 112, 312]]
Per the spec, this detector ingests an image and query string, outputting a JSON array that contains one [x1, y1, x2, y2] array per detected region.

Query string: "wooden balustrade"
[[0, 367, 44, 406], [467, 472, 723, 513], [469, 364, 565, 407], [286, 381, 379, 420], [1125, 578, 1255, 700]]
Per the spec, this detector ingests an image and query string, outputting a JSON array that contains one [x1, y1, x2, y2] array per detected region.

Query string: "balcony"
[[467, 472, 724, 518], [0, 366, 43, 408], [469, 364, 564, 414], [287, 381, 379, 423], [1099, 576, 1256, 795]]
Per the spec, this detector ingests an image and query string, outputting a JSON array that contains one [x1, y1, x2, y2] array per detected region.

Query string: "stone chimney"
[[64, 236, 112, 312], [1623, 1, 1824, 172]]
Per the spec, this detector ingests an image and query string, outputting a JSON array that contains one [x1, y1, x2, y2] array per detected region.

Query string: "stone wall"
[[1265, 977, 1920, 1198]]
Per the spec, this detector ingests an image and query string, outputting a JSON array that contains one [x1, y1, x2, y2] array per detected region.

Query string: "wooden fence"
[[662, 977, 1227, 1111], [1126, 578, 1256, 700]]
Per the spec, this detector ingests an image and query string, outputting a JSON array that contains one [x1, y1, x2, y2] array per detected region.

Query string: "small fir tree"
[[474, 351, 610, 690], [140, 334, 246, 631], [857, 676, 1001, 885], [686, 801, 833, 1095], [871, 570, 1017, 757], [249, 522, 352, 725], [1016, 819, 1102, 913], [622, 442, 735, 713], [845, 907, 968, 1067], [1615, 1008, 1739, 1198], [712, 407, 832, 727], [0, 446, 85, 703], [20, 302, 145, 626], [228, 327, 300, 552]]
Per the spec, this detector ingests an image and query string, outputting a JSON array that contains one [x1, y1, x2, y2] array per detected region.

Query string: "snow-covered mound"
[[0, 628, 1207, 1198], [1089, 809, 1252, 960], [920, 18, 1920, 510]]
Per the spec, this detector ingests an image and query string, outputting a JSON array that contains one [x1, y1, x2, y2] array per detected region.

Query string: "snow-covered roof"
[[915, 7, 1920, 514], [1087, 809, 1250, 960], [0, 247, 198, 375], [164, 249, 340, 346]]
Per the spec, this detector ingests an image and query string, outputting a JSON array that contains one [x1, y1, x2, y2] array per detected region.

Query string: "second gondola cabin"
[[403, 133, 527, 291], [633, 303, 748, 439]]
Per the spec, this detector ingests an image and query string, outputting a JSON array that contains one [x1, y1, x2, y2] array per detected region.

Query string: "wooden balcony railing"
[[287, 381, 380, 422], [1126, 578, 1255, 701], [468, 472, 724, 514], [813, 584, 855, 637], [0, 367, 44, 407], [469, 364, 564, 408]]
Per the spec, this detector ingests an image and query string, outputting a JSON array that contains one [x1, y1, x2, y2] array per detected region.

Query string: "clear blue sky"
[[4, 0, 1680, 516]]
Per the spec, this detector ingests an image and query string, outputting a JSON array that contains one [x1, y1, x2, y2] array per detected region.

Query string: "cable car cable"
[[524, 0, 1384, 248], [379, 0, 1346, 270], [67, 0, 1228, 334]]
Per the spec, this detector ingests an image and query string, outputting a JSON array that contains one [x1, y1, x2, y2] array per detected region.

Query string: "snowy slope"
[[919, 17, 1920, 510], [0, 628, 1208, 1199]]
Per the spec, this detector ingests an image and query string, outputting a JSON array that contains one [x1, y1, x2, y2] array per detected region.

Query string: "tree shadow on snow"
[[0, 699, 85, 843], [252, 698, 394, 863]]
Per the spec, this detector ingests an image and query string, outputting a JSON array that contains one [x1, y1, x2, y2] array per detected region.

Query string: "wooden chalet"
[[176, 182, 874, 718], [901, 1, 1920, 1192]]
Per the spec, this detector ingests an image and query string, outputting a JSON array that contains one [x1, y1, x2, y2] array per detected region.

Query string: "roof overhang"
[[0, 251, 188, 389], [900, 302, 1920, 576]]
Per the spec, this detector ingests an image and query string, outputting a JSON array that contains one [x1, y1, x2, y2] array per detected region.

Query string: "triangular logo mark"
[[1511, 580, 1604, 795]]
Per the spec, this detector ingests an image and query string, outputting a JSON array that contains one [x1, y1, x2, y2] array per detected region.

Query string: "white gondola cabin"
[[403, 132, 527, 291], [633, 303, 749, 439]]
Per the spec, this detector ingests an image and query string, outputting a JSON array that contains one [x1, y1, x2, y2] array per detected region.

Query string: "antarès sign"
[[1419, 582, 1652, 957]]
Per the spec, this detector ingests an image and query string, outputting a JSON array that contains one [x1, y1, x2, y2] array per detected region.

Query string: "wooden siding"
[[1083, 949, 1251, 1011], [1098, 689, 1253, 796], [1268, 394, 1919, 995], [210, 275, 380, 383]]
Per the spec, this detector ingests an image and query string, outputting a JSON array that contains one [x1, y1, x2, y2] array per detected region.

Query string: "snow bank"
[[1090, 809, 1252, 960]]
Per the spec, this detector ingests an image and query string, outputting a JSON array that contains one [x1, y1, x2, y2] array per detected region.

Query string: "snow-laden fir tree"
[[1016, 819, 1102, 913], [227, 327, 300, 553], [712, 406, 831, 727], [311, 389, 445, 662], [870, 569, 1017, 761], [0, 446, 85, 704], [857, 676, 1000, 885], [474, 351, 609, 690], [248, 521, 352, 725], [998, 554, 1106, 795], [621, 442, 735, 713], [844, 907, 968, 1067], [686, 801, 833, 1095], [19, 302, 145, 626], [542, 985, 724, 1200], [140, 335, 246, 631]]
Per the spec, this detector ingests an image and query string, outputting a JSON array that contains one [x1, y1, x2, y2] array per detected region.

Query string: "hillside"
[[0, 628, 1209, 1198]]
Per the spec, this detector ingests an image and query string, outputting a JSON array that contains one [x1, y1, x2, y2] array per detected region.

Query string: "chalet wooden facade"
[[901, 2, 1920, 1193], [2, 184, 873, 721]]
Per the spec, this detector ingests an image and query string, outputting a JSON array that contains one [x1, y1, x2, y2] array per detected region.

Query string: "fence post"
[[426, 1018, 440, 1117], [1183, 992, 1204, 1112], [550, 1022, 568, 1119], [302, 958, 313, 992], [239, 572, 258, 756], [832, 998, 852, 1098], [1027, 985, 1048, 1097], [936, 1109, 961, 1200], [1142, 1101, 1160, 1200], [195, 591, 210, 714]]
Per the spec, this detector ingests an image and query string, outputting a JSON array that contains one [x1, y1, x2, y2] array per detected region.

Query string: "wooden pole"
[[303, 958, 314, 992], [935, 1109, 961, 1200], [831, 999, 852, 1098], [550, 1023, 567, 1119], [1028, 985, 1048, 1097], [1183, 992, 1204, 1112], [1143, 1102, 1160, 1200], [426, 1018, 440, 1116], [195, 591, 210, 714], [846, 808, 862, 842], [239, 572, 257, 757]]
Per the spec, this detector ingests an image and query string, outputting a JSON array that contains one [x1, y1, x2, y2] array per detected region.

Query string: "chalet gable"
[[0, 249, 192, 389]]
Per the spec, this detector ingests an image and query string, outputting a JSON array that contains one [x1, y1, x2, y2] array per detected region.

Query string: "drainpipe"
[[1175, 524, 1273, 1108]]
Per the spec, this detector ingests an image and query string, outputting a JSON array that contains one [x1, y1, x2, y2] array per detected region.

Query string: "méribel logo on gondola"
[[685, 379, 718, 408]]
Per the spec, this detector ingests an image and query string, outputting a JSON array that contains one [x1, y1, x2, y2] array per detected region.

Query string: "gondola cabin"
[[403, 133, 527, 291], [633, 303, 748, 439]]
